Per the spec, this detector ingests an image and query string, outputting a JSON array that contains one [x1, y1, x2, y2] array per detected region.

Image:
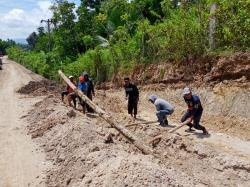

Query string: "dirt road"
[[0, 57, 46, 187]]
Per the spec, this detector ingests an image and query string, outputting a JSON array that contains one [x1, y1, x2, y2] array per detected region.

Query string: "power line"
[[41, 19, 53, 52]]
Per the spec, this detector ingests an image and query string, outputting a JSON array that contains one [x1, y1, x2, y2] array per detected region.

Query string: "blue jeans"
[[156, 109, 174, 124]]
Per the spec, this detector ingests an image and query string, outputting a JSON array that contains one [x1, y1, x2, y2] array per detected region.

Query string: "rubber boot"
[[164, 118, 168, 126]]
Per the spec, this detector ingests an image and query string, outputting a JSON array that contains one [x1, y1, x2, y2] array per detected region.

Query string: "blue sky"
[[0, 0, 80, 40]]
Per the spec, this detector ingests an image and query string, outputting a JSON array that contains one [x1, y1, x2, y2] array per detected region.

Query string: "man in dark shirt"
[[181, 87, 208, 135], [124, 77, 139, 118], [82, 72, 95, 99], [82, 72, 95, 113]]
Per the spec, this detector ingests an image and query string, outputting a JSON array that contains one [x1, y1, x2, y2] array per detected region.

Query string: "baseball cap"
[[183, 87, 191, 95]]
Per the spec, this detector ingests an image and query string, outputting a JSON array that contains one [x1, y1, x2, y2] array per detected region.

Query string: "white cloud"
[[0, 1, 52, 40], [38, 1, 52, 14]]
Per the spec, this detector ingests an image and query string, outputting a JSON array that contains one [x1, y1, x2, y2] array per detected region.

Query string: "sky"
[[0, 0, 80, 41]]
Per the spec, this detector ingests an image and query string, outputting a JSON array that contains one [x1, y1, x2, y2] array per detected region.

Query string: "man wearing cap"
[[148, 95, 174, 126], [181, 87, 208, 134], [124, 77, 139, 118], [61, 76, 77, 108]]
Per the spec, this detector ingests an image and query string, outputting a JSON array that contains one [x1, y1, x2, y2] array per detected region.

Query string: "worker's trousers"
[[128, 98, 138, 116], [181, 110, 205, 131], [156, 109, 174, 124]]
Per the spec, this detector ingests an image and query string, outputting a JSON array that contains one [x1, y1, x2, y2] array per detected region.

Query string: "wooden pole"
[[168, 120, 190, 133], [147, 120, 190, 145], [58, 70, 155, 155], [125, 120, 158, 127]]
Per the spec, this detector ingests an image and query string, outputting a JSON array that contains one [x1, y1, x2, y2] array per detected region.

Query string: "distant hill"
[[14, 38, 27, 44]]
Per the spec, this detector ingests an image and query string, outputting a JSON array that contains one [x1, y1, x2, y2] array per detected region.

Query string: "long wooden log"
[[168, 120, 190, 133], [58, 70, 155, 155], [125, 120, 158, 127]]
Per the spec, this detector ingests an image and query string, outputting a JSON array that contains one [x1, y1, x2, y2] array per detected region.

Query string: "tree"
[[51, 1, 78, 58], [0, 39, 16, 55], [37, 27, 45, 36], [133, 0, 165, 23], [26, 32, 38, 50]]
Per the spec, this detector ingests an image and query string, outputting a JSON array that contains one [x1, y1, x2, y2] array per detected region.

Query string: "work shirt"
[[184, 95, 203, 116], [78, 82, 88, 95], [66, 85, 74, 93], [86, 79, 95, 97], [154, 98, 174, 112], [124, 83, 139, 100]]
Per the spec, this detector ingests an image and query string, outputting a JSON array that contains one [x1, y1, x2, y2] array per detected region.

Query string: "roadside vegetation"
[[6, 0, 250, 82]]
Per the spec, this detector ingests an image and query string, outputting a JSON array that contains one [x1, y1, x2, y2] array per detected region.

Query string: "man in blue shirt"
[[181, 87, 208, 134], [77, 76, 88, 113]]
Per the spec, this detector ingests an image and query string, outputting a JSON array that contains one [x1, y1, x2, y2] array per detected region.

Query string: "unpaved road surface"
[[0, 57, 46, 187]]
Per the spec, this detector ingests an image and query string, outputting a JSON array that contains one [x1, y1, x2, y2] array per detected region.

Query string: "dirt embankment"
[[130, 52, 250, 88]]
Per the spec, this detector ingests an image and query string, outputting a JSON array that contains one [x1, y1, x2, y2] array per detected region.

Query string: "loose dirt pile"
[[20, 78, 250, 186], [18, 79, 63, 96], [25, 96, 198, 186]]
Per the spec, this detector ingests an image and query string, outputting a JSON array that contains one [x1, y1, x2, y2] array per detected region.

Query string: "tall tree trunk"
[[209, 3, 217, 50]]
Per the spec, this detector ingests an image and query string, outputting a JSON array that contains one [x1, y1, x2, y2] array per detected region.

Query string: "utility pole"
[[209, 3, 217, 50], [41, 19, 53, 52]]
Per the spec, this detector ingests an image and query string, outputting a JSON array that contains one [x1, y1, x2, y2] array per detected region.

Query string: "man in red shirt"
[[61, 76, 76, 108]]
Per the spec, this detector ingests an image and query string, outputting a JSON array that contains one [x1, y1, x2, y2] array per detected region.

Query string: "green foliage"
[[26, 32, 38, 50], [6, 0, 250, 82], [215, 0, 250, 50], [0, 39, 16, 55], [7, 46, 62, 80]]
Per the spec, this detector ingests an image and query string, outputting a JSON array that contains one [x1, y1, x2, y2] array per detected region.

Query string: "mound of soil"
[[25, 96, 198, 186], [21, 86, 250, 186], [18, 79, 63, 96]]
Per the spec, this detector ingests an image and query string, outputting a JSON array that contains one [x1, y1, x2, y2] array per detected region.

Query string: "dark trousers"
[[61, 91, 69, 99], [181, 110, 205, 131], [68, 92, 77, 107], [128, 98, 138, 116], [77, 96, 86, 112], [86, 94, 94, 113], [61, 91, 76, 107]]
